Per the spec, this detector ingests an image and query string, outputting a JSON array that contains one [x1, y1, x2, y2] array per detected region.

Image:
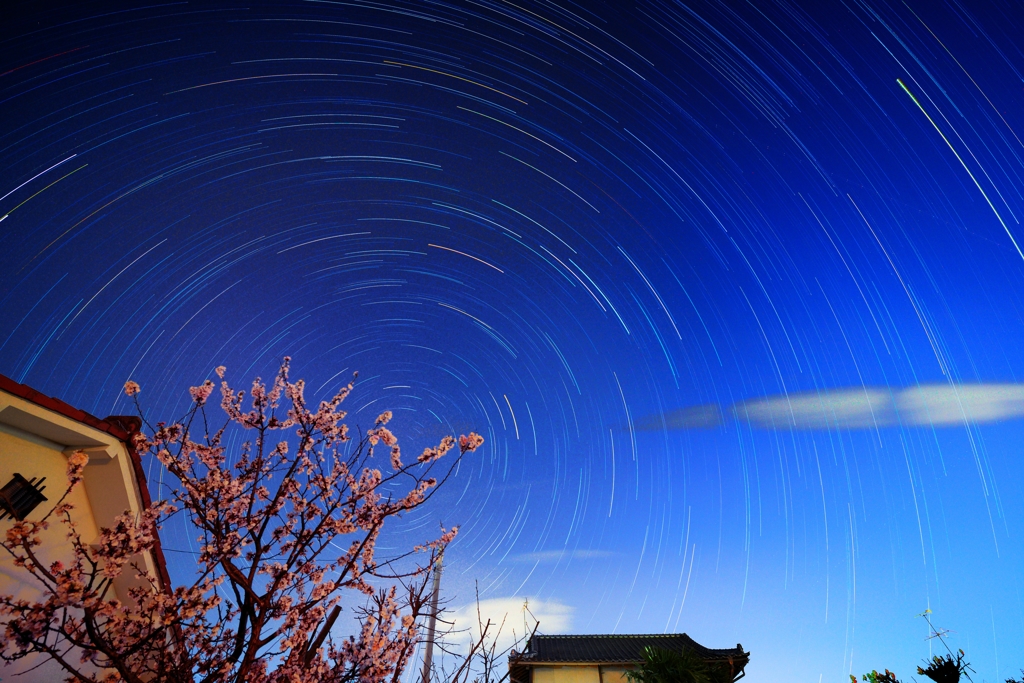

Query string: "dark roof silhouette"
[[509, 634, 749, 682], [516, 633, 745, 663]]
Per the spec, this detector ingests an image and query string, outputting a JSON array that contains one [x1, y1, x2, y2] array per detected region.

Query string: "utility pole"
[[420, 551, 444, 683]]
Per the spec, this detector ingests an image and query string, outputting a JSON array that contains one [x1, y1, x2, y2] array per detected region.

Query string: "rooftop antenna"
[[421, 550, 444, 683], [523, 598, 530, 642], [918, 609, 974, 683]]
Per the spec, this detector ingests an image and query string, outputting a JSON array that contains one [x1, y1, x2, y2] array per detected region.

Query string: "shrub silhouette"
[[917, 651, 971, 683], [852, 669, 902, 683], [624, 647, 733, 683]]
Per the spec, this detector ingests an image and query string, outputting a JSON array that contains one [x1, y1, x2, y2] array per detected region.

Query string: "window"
[[0, 473, 48, 521]]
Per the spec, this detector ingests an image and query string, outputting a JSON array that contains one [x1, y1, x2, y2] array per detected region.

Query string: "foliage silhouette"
[[917, 651, 971, 683], [852, 610, 979, 683], [624, 646, 733, 683], [852, 670, 902, 683]]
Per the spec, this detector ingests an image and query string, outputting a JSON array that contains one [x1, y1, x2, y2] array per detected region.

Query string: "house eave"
[[0, 373, 172, 596]]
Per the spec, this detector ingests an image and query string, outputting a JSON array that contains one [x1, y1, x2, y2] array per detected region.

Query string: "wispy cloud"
[[511, 549, 613, 563], [895, 384, 1024, 425], [445, 597, 572, 654], [633, 404, 722, 430], [736, 388, 893, 429], [638, 383, 1024, 431]]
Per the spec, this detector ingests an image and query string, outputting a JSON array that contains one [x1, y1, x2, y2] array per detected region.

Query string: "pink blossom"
[[189, 379, 215, 404], [1, 356, 468, 683], [418, 435, 456, 463], [66, 450, 89, 486], [123, 380, 140, 396], [459, 432, 485, 453]]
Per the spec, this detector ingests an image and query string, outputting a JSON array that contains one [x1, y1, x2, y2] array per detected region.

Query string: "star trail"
[[4, 1, 1024, 680]]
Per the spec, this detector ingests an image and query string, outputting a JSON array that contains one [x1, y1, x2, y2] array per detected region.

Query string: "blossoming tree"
[[0, 358, 484, 683]]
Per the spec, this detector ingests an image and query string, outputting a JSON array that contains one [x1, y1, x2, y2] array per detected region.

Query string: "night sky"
[[4, 1, 1024, 680]]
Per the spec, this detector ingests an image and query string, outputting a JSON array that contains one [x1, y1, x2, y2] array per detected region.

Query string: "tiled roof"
[[516, 634, 747, 664], [0, 373, 137, 441]]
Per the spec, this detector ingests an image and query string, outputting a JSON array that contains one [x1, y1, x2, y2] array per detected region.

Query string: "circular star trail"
[[3, 1, 1024, 679]]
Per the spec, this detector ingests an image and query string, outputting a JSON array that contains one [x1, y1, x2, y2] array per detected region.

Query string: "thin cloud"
[[639, 383, 1024, 431], [896, 383, 1024, 425], [511, 549, 613, 563], [736, 388, 893, 429], [634, 404, 722, 431]]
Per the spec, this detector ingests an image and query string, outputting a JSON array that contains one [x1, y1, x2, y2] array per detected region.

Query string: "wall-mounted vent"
[[0, 473, 48, 521]]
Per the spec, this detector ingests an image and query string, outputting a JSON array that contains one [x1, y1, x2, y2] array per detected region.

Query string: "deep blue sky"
[[4, 1, 1024, 680]]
